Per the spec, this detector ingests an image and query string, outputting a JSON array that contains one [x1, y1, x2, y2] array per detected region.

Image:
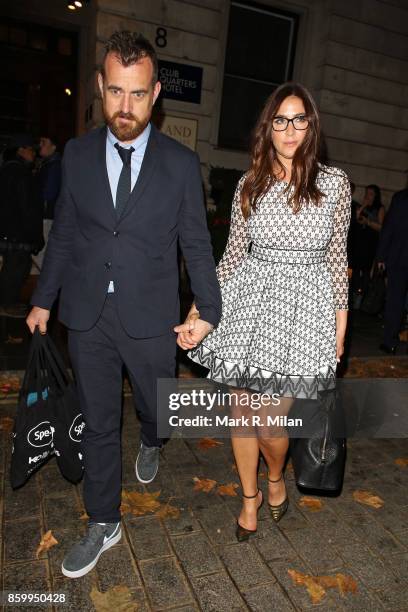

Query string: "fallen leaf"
[[155, 498, 180, 519], [353, 490, 384, 509], [217, 482, 239, 496], [36, 530, 58, 558], [90, 585, 138, 612], [79, 512, 89, 520], [344, 357, 408, 378], [192, 476, 217, 493], [0, 416, 14, 432], [197, 437, 223, 450], [288, 569, 326, 604], [395, 458, 408, 467], [298, 496, 324, 512], [0, 376, 20, 396], [399, 329, 408, 342], [121, 490, 161, 516], [288, 569, 358, 604]]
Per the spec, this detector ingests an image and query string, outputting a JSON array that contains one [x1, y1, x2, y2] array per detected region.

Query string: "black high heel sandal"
[[236, 489, 264, 542], [268, 473, 289, 523]]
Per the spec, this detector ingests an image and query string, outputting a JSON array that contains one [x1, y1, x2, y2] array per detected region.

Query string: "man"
[[377, 187, 408, 354], [32, 136, 62, 270], [38, 135, 62, 220], [0, 134, 43, 317], [26, 31, 221, 578]]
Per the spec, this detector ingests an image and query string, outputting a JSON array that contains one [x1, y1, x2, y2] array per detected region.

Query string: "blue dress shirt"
[[106, 122, 151, 292]]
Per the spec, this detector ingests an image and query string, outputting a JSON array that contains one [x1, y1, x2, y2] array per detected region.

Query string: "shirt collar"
[[107, 122, 151, 152]]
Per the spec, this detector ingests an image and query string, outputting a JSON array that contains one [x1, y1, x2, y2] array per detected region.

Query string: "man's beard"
[[104, 108, 148, 142]]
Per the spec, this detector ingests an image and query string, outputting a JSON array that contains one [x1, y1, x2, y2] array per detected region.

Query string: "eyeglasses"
[[272, 115, 309, 131]]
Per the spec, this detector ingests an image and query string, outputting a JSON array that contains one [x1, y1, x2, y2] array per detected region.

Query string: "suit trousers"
[[383, 264, 408, 348], [68, 292, 177, 523]]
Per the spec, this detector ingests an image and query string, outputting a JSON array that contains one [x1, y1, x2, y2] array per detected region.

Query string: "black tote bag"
[[10, 330, 55, 488], [41, 334, 85, 483]]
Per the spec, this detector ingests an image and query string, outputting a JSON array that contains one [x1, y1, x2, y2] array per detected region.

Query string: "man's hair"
[[101, 31, 158, 84]]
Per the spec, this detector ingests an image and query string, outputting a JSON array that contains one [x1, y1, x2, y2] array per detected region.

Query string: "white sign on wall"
[[159, 115, 198, 151]]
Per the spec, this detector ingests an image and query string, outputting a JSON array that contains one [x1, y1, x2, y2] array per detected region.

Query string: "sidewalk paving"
[[1, 391, 408, 611]]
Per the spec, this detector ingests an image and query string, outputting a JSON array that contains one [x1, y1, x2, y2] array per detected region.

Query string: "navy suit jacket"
[[31, 125, 222, 337], [377, 189, 408, 268]]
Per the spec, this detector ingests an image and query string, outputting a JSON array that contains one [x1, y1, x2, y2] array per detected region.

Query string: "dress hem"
[[188, 342, 336, 399]]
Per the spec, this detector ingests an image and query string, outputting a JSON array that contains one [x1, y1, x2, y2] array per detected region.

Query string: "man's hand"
[[174, 314, 213, 350], [26, 306, 50, 335]]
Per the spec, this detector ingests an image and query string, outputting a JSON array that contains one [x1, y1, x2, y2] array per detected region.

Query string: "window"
[[218, 1, 298, 150]]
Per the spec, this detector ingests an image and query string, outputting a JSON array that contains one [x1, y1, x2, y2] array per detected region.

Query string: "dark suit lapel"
[[96, 126, 117, 224], [117, 124, 160, 223]]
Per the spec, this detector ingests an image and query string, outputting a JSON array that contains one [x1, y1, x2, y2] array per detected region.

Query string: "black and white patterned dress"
[[188, 165, 351, 398]]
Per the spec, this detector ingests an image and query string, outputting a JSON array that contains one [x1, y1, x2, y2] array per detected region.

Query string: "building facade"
[[1, 0, 408, 206]]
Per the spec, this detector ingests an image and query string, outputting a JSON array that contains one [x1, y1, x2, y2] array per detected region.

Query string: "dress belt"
[[250, 243, 326, 264]]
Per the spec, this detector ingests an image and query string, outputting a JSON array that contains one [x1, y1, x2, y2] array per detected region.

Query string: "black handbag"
[[360, 267, 385, 315], [10, 330, 55, 488], [289, 389, 346, 492]]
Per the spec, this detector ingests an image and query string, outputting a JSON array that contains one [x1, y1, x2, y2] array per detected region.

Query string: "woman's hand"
[[174, 314, 214, 350], [174, 310, 200, 350], [335, 310, 348, 363]]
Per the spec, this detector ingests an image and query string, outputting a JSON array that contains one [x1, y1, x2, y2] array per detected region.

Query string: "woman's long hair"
[[241, 82, 324, 218], [365, 184, 382, 211]]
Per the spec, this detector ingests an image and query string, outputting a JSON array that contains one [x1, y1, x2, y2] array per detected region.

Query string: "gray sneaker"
[[135, 442, 160, 483], [61, 522, 121, 578]]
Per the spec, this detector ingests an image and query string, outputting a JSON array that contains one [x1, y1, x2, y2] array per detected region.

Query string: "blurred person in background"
[[377, 187, 408, 354], [0, 134, 43, 317], [32, 136, 62, 270], [351, 184, 385, 307], [38, 135, 62, 221]]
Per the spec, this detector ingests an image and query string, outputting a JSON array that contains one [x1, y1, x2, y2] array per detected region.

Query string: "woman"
[[352, 185, 385, 302], [177, 82, 351, 540]]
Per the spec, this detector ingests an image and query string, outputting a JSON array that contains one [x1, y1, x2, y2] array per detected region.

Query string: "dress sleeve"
[[326, 172, 351, 310], [216, 177, 250, 288]]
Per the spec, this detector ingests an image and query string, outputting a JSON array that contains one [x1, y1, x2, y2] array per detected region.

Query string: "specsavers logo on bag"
[[69, 414, 85, 442], [27, 421, 55, 448]]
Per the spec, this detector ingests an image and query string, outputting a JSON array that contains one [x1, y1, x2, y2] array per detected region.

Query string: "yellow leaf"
[[197, 437, 223, 450], [298, 496, 324, 512], [90, 585, 138, 612], [121, 490, 161, 516], [217, 483, 239, 496], [288, 569, 358, 604], [0, 416, 14, 432], [36, 530, 58, 558], [79, 512, 89, 521], [192, 476, 217, 493], [395, 458, 408, 467], [353, 490, 384, 509], [288, 569, 326, 604], [155, 498, 180, 519]]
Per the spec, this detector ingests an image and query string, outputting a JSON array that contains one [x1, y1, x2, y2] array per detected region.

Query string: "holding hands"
[[174, 304, 213, 350]]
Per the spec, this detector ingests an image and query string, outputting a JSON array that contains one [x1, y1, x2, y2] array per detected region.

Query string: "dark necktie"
[[114, 143, 135, 217]]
